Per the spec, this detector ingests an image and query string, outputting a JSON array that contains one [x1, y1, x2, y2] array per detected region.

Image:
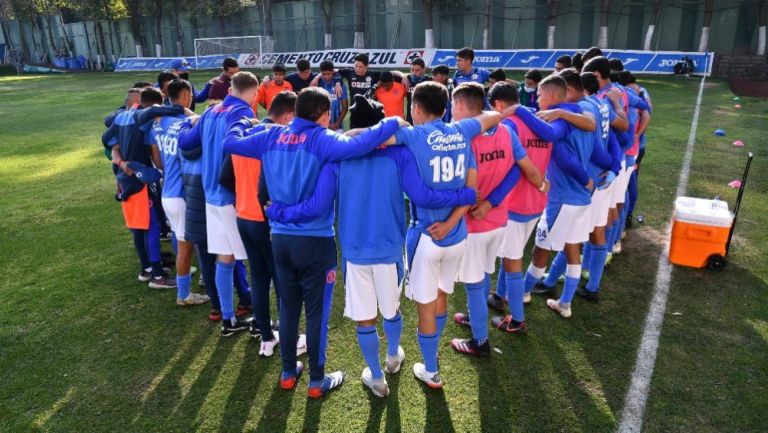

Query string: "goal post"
[[193, 35, 273, 69]]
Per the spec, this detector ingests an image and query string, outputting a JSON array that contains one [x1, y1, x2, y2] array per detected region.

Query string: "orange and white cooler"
[[669, 197, 733, 268]]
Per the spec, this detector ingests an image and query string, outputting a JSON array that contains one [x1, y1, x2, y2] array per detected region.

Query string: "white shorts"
[[205, 203, 247, 259], [343, 262, 402, 321], [588, 187, 613, 229], [612, 161, 635, 206], [499, 218, 539, 260], [534, 203, 590, 252], [457, 227, 505, 283], [405, 234, 466, 304], [162, 197, 187, 241]]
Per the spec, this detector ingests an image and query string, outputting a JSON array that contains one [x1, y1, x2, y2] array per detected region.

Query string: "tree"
[[172, 0, 183, 55], [759, 0, 767, 55], [125, 0, 144, 56], [643, 0, 661, 51], [353, 0, 364, 48], [698, 0, 713, 52], [422, 0, 438, 49], [148, 0, 163, 56], [598, 0, 610, 49], [322, 0, 332, 49], [80, 0, 127, 67], [546, 0, 559, 49], [262, 0, 274, 52], [482, 0, 491, 49]]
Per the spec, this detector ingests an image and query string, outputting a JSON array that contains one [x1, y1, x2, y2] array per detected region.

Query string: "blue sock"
[[357, 325, 383, 379], [506, 271, 525, 321], [215, 261, 235, 320], [609, 221, 620, 248], [561, 265, 581, 304], [177, 274, 191, 300], [436, 313, 447, 336], [524, 268, 543, 293], [543, 252, 567, 287], [496, 267, 507, 298], [586, 244, 608, 292], [582, 242, 592, 266], [417, 331, 439, 373], [483, 273, 491, 299], [382, 313, 403, 357], [466, 282, 488, 343]]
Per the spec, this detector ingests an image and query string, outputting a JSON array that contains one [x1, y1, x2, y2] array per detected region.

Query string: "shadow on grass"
[[362, 369, 402, 433], [253, 381, 294, 433], [218, 340, 273, 433]]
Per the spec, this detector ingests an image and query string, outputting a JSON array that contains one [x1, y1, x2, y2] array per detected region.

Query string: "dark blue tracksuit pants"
[[272, 234, 336, 382], [238, 217, 280, 341]]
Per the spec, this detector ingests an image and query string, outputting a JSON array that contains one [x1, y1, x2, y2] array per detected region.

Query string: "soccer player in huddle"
[[405, 58, 431, 124], [207, 57, 242, 101], [317, 60, 348, 131], [431, 65, 455, 122], [371, 71, 406, 118], [265, 96, 477, 397], [554, 55, 572, 72], [453, 47, 491, 86], [396, 81, 506, 388], [624, 73, 652, 226], [511, 75, 596, 319], [254, 63, 293, 113], [178, 71, 261, 336], [518, 69, 543, 111], [222, 87, 406, 399], [150, 78, 210, 306]]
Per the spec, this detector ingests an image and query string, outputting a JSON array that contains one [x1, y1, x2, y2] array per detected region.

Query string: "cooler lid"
[[674, 197, 733, 227]]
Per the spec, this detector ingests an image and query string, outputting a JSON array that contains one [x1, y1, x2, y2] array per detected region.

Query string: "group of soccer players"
[[103, 46, 651, 399]]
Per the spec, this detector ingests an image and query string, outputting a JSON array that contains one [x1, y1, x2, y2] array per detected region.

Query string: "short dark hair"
[[617, 70, 632, 86], [413, 81, 449, 117], [609, 58, 625, 72], [538, 75, 567, 100], [583, 56, 611, 81], [411, 58, 425, 68], [432, 65, 450, 76], [379, 71, 394, 83], [268, 91, 297, 118], [524, 69, 543, 83], [488, 81, 519, 105], [132, 81, 153, 88], [319, 60, 334, 72], [167, 78, 192, 101], [582, 47, 604, 63], [456, 47, 474, 62], [452, 82, 485, 113], [489, 68, 506, 82], [296, 59, 311, 71], [572, 52, 584, 71], [581, 72, 600, 95], [296, 87, 331, 122], [556, 55, 572, 68], [223, 57, 239, 70], [231, 71, 259, 92], [157, 71, 177, 88], [353, 53, 369, 66], [558, 68, 583, 92], [627, 72, 637, 84], [140, 87, 163, 106], [272, 63, 287, 73]]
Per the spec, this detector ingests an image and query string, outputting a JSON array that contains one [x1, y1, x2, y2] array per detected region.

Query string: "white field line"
[[616, 74, 707, 433]]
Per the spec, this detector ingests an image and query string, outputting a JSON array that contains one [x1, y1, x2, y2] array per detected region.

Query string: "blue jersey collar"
[[223, 94, 251, 108]]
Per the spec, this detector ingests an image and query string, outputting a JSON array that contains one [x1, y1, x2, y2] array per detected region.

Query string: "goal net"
[[194, 36, 274, 69]]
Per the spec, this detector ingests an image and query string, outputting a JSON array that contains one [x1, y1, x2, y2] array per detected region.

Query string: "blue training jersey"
[[579, 97, 610, 182], [318, 78, 347, 125], [453, 68, 490, 85], [222, 116, 400, 237], [177, 95, 254, 206], [152, 112, 188, 198], [395, 118, 481, 246]]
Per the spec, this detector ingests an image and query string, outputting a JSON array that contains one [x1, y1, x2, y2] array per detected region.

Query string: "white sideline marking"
[[616, 75, 707, 433]]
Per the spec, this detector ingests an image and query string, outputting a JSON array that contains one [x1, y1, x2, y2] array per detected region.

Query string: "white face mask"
[[524, 86, 536, 93]]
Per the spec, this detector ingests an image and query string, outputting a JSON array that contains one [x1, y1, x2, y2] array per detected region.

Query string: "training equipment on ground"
[[732, 140, 744, 147], [728, 180, 742, 188], [669, 153, 753, 270], [194, 36, 272, 69], [734, 104, 742, 109], [714, 129, 726, 136]]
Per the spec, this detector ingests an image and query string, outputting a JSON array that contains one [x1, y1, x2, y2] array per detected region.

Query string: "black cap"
[[349, 95, 385, 129]]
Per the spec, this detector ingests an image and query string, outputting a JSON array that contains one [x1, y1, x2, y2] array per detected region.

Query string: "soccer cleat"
[[576, 286, 600, 303], [296, 334, 308, 356], [259, 335, 280, 357], [361, 367, 389, 398], [412, 363, 443, 389], [491, 315, 528, 335], [486, 294, 507, 312], [385, 346, 406, 374], [221, 316, 253, 337], [249, 321, 261, 339], [546, 299, 572, 319], [612, 241, 622, 255], [531, 281, 557, 297], [209, 309, 222, 321], [280, 361, 304, 390], [581, 270, 591, 280], [189, 266, 197, 276], [138, 270, 152, 282], [453, 312, 471, 327], [308, 371, 345, 399], [450, 338, 491, 357], [148, 276, 177, 290], [523, 292, 532, 304], [605, 252, 614, 266], [160, 232, 172, 242], [236, 303, 252, 317], [176, 292, 210, 306]]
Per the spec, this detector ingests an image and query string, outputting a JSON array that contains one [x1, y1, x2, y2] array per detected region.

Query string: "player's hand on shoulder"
[[606, 88, 622, 102], [536, 109, 562, 122], [184, 108, 196, 117], [334, 82, 343, 98], [500, 104, 519, 118], [470, 200, 492, 220], [188, 114, 201, 125], [394, 116, 411, 128]]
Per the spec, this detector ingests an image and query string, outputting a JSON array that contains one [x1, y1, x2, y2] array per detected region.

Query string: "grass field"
[[0, 71, 766, 433]]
